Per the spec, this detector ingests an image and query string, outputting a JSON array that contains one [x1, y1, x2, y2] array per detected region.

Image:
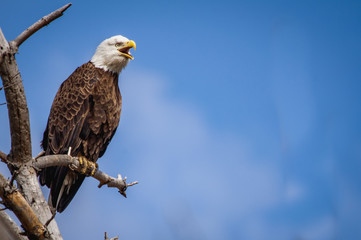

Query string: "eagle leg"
[[77, 156, 98, 176]]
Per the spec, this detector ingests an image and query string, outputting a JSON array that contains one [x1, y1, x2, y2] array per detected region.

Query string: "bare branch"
[[0, 173, 46, 239], [0, 211, 28, 240], [34, 155, 138, 196], [105, 232, 119, 240], [33, 154, 75, 169], [0, 151, 7, 163], [10, 3, 72, 49]]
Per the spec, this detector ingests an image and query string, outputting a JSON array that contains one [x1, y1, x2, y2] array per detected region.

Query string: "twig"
[[34, 151, 45, 160], [34, 154, 138, 197], [105, 232, 119, 240], [9, 169, 18, 187], [0, 150, 7, 162], [10, 3, 72, 49], [67, 147, 72, 156], [44, 211, 56, 228]]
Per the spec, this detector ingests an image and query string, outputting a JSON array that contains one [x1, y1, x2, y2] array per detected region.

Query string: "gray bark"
[[0, 4, 72, 239]]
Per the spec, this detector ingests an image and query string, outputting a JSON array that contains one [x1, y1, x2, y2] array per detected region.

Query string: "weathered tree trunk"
[[0, 4, 72, 239]]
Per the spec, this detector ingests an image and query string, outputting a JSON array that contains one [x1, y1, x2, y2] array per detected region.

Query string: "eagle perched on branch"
[[39, 35, 136, 213]]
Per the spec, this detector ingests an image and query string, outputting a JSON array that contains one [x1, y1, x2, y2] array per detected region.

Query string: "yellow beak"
[[126, 40, 136, 50], [118, 40, 136, 60]]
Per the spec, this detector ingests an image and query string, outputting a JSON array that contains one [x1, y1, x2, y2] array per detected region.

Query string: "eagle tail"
[[41, 166, 85, 213], [39, 166, 55, 187]]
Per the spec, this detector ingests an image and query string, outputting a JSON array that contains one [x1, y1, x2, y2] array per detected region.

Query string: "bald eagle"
[[39, 35, 136, 213]]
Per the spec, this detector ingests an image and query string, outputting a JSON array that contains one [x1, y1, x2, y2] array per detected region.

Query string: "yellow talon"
[[78, 156, 88, 175], [89, 162, 98, 176], [76, 155, 98, 176]]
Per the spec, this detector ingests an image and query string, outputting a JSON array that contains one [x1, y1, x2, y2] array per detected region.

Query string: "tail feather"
[[41, 166, 85, 213], [39, 167, 55, 187]]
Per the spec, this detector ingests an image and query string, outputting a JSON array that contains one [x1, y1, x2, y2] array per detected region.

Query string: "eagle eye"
[[115, 43, 122, 48]]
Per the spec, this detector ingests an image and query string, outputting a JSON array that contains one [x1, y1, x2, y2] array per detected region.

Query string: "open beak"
[[117, 40, 136, 60]]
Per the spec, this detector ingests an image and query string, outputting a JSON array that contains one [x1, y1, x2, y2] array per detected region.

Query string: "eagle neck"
[[90, 56, 128, 74], [89, 62, 120, 80]]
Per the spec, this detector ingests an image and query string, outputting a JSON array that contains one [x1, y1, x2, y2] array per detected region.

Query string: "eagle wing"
[[40, 63, 102, 212], [42, 64, 95, 157]]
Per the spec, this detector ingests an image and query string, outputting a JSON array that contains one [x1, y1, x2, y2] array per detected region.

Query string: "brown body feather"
[[40, 62, 121, 212]]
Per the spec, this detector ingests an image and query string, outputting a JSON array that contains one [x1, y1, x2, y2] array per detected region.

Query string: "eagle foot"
[[78, 156, 98, 176]]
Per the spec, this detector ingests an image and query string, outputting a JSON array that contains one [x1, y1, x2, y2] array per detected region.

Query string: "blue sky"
[[1, 0, 361, 239]]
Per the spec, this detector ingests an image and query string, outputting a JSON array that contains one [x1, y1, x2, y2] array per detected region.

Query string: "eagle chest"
[[89, 75, 122, 136]]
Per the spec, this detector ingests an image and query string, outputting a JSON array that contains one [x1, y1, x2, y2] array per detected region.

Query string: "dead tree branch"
[[105, 232, 119, 240], [0, 150, 7, 163], [0, 173, 46, 239], [0, 211, 28, 240], [10, 3, 72, 50], [34, 155, 138, 197]]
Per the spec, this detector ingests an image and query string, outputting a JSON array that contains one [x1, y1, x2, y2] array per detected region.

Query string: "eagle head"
[[91, 35, 136, 73]]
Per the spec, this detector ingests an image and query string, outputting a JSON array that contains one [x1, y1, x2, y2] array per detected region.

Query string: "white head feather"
[[91, 35, 136, 73]]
